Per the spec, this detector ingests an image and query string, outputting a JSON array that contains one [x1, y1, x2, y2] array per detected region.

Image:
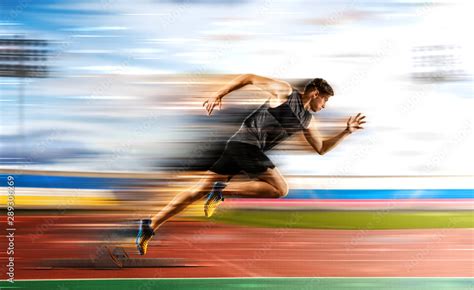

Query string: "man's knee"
[[279, 184, 289, 198], [274, 181, 289, 198], [259, 168, 289, 198]]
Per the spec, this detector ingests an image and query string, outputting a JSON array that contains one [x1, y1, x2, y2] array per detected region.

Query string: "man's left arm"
[[303, 113, 366, 155]]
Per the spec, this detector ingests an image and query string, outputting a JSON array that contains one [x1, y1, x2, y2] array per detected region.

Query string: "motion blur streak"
[[0, 0, 473, 289]]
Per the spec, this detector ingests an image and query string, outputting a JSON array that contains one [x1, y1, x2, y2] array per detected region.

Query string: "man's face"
[[310, 91, 330, 112]]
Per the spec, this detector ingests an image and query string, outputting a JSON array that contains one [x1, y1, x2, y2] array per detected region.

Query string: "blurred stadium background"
[[0, 0, 473, 289]]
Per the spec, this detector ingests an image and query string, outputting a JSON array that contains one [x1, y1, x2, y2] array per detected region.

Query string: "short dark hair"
[[304, 78, 334, 96]]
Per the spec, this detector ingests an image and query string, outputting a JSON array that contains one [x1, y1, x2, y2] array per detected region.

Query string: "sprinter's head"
[[304, 78, 334, 112]]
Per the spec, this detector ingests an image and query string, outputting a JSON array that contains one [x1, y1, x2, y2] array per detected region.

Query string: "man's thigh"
[[255, 167, 289, 195]]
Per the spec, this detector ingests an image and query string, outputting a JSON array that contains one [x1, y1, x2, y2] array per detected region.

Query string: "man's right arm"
[[203, 74, 292, 115], [215, 74, 253, 99]]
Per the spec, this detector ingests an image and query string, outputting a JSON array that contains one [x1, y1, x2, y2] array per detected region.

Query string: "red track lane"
[[1, 214, 473, 279]]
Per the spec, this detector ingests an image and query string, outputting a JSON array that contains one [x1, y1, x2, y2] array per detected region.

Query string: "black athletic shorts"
[[209, 141, 275, 178]]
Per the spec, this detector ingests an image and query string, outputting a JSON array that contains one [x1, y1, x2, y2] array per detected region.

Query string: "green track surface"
[[0, 278, 472, 290], [210, 210, 474, 229]]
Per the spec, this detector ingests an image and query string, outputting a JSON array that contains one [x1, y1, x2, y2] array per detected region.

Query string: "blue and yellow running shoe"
[[135, 219, 155, 255], [204, 181, 227, 218]]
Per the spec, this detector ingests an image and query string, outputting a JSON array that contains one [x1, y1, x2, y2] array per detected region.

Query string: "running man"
[[136, 74, 366, 255]]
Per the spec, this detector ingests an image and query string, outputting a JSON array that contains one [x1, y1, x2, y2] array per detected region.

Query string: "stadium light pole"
[[0, 35, 49, 159]]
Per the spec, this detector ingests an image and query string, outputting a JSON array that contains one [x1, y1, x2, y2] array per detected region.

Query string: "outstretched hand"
[[202, 95, 222, 116], [346, 113, 366, 133]]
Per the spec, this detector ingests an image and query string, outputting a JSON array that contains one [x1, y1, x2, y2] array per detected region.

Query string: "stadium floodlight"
[[0, 36, 50, 143]]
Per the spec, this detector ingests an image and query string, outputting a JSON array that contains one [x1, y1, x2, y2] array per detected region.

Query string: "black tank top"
[[229, 88, 313, 151]]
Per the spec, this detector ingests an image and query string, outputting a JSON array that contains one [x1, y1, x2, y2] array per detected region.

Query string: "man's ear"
[[313, 89, 319, 98]]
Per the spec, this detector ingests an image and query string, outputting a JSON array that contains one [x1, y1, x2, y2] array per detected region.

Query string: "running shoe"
[[135, 219, 155, 255], [204, 181, 227, 218]]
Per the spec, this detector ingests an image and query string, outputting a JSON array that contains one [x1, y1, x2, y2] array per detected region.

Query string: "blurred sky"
[[0, 0, 473, 176]]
